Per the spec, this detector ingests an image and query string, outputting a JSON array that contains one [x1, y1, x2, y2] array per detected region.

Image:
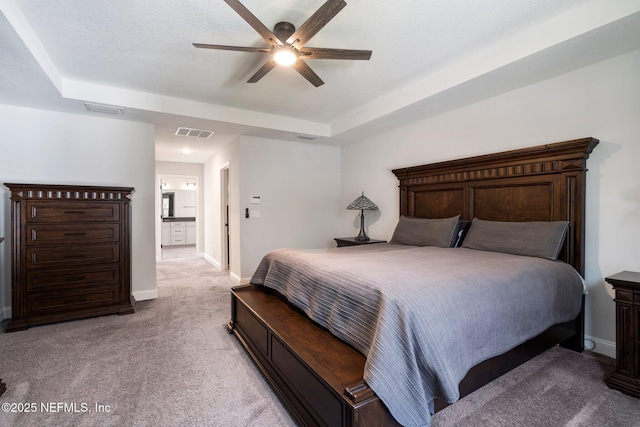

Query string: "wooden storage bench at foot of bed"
[[228, 284, 400, 427]]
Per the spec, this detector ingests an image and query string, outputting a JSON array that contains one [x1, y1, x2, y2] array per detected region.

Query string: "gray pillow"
[[461, 218, 570, 260], [390, 215, 460, 247]]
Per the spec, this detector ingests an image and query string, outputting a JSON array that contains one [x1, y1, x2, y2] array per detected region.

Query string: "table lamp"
[[347, 192, 378, 241]]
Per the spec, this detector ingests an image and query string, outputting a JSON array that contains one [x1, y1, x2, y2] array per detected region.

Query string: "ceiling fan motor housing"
[[274, 22, 296, 43]]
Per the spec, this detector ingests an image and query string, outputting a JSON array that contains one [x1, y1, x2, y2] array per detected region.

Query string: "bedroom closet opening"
[[159, 175, 198, 261]]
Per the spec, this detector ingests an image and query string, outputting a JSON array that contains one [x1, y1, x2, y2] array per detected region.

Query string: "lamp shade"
[[347, 193, 378, 211]]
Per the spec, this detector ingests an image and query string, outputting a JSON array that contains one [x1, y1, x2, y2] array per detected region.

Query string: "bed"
[[228, 138, 599, 427]]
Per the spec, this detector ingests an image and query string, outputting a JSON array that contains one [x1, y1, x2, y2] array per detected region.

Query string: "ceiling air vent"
[[175, 127, 214, 139], [84, 102, 123, 115]]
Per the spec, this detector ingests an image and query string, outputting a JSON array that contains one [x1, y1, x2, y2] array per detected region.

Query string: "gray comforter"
[[250, 244, 583, 426]]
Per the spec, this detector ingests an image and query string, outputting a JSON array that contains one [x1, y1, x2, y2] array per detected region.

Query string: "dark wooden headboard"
[[392, 138, 599, 276]]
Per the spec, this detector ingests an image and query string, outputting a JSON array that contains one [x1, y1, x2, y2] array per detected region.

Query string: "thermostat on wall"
[[251, 196, 261, 204]]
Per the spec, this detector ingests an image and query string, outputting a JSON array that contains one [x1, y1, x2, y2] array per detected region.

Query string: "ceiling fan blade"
[[292, 60, 324, 87], [299, 47, 372, 60], [193, 43, 271, 54], [224, 0, 282, 46], [247, 58, 277, 83], [286, 0, 346, 48]]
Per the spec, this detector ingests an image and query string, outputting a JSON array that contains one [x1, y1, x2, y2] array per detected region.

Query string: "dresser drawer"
[[27, 224, 120, 245], [26, 286, 119, 316], [26, 265, 120, 293], [26, 201, 120, 223], [27, 244, 120, 269]]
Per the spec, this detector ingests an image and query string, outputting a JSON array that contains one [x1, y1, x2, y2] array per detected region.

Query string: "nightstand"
[[605, 271, 640, 399], [334, 237, 386, 247]]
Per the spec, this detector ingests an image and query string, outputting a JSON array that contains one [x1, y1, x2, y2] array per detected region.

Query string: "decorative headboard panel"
[[392, 138, 599, 275]]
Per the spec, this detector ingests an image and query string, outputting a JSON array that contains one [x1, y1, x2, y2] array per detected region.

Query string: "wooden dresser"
[[4, 183, 135, 332], [0, 236, 5, 394]]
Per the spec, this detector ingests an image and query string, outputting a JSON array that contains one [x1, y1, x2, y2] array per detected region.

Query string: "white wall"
[[340, 49, 640, 357], [203, 136, 341, 282], [238, 136, 342, 279], [0, 105, 158, 318]]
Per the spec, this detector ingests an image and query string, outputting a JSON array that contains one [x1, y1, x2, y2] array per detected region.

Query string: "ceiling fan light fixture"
[[273, 47, 297, 66]]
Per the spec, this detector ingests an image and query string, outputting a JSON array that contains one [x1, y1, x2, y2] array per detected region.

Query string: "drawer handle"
[[63, 254, 87, 259], [64, 211, 86, 214], [64, 232, 87, 236]]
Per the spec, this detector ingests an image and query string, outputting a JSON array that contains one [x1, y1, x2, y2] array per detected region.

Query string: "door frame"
[[155, 173, 199, 262], [220, 164, 230, 270]]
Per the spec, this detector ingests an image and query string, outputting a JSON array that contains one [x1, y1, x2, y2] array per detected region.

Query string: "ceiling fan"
[[193, 0, 372, 87]]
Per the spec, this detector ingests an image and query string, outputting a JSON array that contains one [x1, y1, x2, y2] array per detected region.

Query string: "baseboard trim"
[[2, 306, 11, 321], [203, 254, 221, 270], [133, 289, 158, 302], [585, 334, 616, 359], [228, 272, 251, 285]]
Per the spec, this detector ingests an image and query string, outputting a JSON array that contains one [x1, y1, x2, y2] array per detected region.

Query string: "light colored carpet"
[[432, 345, 640, 427], [1, 258, 639, 427], [161, 245, 197, 261], [0, 258, 296, 427]]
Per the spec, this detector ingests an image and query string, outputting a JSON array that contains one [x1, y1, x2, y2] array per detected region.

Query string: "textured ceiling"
[[1, 0, 639, 162]]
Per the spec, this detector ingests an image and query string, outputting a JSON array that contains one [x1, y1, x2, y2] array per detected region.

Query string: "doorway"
[[157, 174, 199, 261], [221, 165, 230, 270]]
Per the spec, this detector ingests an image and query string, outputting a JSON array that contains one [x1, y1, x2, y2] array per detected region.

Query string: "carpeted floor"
[[1, 257, 639, 427], [0, 258, 296, 427], [431, 345, 640, 427], [161, 245, 197, 261]]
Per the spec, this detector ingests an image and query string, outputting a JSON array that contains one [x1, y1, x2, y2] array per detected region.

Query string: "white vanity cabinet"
[[162, 220, 196, 246], [170, 221, 187, 245], [186, 222, 196, 245]]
